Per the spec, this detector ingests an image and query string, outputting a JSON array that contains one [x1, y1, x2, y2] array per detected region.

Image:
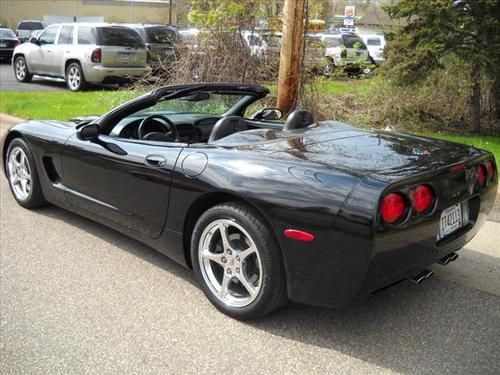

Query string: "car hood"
[[226, 124, 481, 180]]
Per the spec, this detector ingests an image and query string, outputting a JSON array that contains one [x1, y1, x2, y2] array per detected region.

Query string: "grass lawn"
[[422, 134, 500, 162], [0, 90, 138, 121]]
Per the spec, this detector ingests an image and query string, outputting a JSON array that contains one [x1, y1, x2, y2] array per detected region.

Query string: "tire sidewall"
[[14, 56, 31, 82], [6, 138, 45, 208], [191, 203, 285, 320], [66, 62, 86, 91]]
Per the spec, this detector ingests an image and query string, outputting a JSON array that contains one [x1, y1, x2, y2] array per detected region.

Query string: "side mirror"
[[77, 123, 100, 141], [251, 108, 283, 121], [29, 36, 39, 45]]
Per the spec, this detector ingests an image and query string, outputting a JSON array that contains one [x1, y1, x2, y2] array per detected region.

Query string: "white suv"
[[12, 23, 151, 91]]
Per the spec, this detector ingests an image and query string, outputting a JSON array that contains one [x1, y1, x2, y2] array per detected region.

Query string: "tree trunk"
[[493, 72, 500, 122], [276, 0, 306, 115], [469, 62, 481, 133]]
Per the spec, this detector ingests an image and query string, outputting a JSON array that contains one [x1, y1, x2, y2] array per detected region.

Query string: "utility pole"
[[276, 0, 306, 114], [169, 0, 173, 25]]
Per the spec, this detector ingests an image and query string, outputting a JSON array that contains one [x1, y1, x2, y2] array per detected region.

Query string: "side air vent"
[[42, 157, 60, 183]]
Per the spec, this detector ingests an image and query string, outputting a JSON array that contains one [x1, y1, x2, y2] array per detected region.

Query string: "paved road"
[[0, 61, 67, 92], [1, 117, 499, 374]]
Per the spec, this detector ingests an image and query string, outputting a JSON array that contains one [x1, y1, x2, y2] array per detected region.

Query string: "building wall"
[[0, 0, 176, 29]]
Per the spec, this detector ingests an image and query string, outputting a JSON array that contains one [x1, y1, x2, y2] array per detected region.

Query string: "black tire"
[[13, 56, 33, 82], [5, 138, 47, 209], [191, 202, 288, 320], [65, 62, 87, 91]]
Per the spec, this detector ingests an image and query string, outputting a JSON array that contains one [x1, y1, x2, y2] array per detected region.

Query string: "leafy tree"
[[384, 0, 500, 133]]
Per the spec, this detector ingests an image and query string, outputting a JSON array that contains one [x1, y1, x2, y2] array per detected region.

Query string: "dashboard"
[[109, 113, 222, 143]]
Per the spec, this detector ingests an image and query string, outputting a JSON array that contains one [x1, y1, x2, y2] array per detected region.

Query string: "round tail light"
[[414, 184, 434, 214], [486, 160, 496, 179], [381, 193, 407, 224], [476, 164, 487, 188]]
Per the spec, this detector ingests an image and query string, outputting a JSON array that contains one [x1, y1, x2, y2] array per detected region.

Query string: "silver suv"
[[12, 23, 150, 91]]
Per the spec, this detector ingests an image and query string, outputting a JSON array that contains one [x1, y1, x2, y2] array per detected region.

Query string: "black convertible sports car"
[[2, 83, 497, 319]]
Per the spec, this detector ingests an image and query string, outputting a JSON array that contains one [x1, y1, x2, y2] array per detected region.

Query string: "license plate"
[[118, 52, 131, 63], [438, 203, 464, 239], [0, 43, 7, 48]]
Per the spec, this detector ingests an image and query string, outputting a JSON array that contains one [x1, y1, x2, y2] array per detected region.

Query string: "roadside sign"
[[344, 5, 355, 18], [344, 17, 354, 26]]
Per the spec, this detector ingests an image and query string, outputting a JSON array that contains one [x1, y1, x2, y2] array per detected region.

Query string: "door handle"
[[145, 155, 166, 168]]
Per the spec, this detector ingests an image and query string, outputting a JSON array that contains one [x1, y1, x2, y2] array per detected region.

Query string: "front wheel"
[[66, 62, 87, 91], [6, 138, 46, 208], [14, 56, 33, 82], [191, 202, 287, 320]]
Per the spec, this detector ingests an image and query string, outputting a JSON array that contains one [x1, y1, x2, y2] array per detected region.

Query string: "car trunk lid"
[[234, 124, 480, 180]]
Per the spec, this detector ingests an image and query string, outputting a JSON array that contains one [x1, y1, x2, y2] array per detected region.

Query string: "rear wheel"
[[191, 202, 287, 320], [14, 56, 33, 82], [6, 138, 46, 208], [66, 62, 87, 91]]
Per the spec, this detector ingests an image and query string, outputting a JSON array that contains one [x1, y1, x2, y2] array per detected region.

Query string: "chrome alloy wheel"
[[15, 58, 26, 80], [7, 146, 32, 201], [198, 219, 263, 307], [67, 66, 81, 90]]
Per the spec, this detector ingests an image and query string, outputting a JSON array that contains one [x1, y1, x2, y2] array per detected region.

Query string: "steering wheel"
[[138, 114, 179, 142]]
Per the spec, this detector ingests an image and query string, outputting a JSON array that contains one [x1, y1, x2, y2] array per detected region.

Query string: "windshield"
[[144, 27, 177, 44], [366, 38, 382, 46], [342, 34, 367, 49], [18, 22, 44, 30], [96, 26, 144, 47], [135, 92, 248, 116], [323, 37, 341, 48], [0, 29, 16, 38]]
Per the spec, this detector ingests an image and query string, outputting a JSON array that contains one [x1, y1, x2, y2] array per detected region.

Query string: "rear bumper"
[[83, 65, 151, 84], [282, 180, 497, 308]]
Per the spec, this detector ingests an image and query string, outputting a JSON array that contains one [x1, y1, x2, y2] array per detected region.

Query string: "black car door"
[[61, 134, 183, 238]]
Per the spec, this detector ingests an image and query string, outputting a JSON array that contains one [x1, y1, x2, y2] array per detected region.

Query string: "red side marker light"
[[284, 229, 315, 242], [486, 160, 495, 179], [450, 162, 465, 173], [476, 164, 487, 188]]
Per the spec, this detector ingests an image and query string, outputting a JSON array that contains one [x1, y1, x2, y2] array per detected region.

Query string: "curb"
[[0, 113, 26, 125]]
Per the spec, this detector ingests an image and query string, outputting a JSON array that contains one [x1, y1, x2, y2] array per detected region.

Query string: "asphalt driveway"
[[0, 61, 67, 92], [1, 116, 499, 374]]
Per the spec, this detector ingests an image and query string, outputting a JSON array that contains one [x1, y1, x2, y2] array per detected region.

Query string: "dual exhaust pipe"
[[408, 252, 459, 284], [437, 252, 459, 265]]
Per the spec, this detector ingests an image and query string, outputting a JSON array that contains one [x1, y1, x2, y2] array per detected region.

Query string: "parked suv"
[[16, 20, 45, 43], [131, 24, 179, 65], [13, 23, 150, 91], [321, 32, 369, 71]]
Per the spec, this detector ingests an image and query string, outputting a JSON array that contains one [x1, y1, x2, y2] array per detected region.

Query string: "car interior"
[[106, 90, 317, 145]]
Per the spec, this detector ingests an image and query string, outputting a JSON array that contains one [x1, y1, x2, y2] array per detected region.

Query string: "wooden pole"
[[277, 0, 306, 114], [169, 0, 173, 25]]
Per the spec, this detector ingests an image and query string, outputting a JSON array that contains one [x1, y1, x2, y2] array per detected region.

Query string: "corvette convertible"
[[2, 83, 497, 319]]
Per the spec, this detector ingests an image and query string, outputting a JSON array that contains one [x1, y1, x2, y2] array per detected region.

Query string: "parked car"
[[321, 32, 369, 72], [130, 24, 180, 65], [2, 83, 497, 320], [15, 20, 45, 43], [360, 33, 386, 64], [243, 31, 325, 72], [0, 28, 19, 60], [12, 23, 150, 91]]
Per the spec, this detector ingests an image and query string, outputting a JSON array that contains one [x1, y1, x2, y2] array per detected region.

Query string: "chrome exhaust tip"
[[437, 252, 459, 265], [408, 269, 434, 284]]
